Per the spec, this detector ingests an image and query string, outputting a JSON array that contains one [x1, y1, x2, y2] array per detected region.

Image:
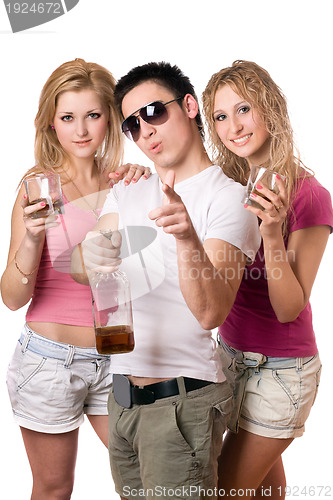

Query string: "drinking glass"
[[24, 173, 64, 218], [242, 166, 283, 210]]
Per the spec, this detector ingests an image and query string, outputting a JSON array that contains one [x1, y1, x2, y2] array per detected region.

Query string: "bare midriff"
[[127, 375, 173, 386], [27, 321, 96, 348]]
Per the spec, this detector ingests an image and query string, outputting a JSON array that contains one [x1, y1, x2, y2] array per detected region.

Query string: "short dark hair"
[[115, 61, 204, 139]]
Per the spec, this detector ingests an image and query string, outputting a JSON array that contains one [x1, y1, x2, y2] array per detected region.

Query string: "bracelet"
[[14, 251, 38, 285]]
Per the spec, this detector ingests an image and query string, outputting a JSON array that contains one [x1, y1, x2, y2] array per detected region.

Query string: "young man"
[[72, 62, 261, 499]]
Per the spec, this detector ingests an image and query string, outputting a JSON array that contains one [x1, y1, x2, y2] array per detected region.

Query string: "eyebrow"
[[57, 108, 102, 115], [213, 100, 249, 116]]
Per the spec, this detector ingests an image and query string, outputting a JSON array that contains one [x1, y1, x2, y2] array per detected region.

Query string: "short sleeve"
[[288, 176, 333, 234], [100, 185, 120, 218], [205, 182, 261, 262]]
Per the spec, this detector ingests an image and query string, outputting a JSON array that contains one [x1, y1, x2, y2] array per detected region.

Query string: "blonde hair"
[[202, 60, 310, 202], [24, 58, 123, 181]]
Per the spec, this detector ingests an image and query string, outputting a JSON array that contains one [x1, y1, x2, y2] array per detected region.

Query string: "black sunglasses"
[[121, 97, 184, 142]]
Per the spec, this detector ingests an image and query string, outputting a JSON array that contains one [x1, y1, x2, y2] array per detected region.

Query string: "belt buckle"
[[132, 387, 156, 405]]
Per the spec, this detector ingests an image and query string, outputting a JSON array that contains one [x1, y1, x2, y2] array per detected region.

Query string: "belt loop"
[[64, 345, 75, 368], [21, 331, 33, 353], [296, 357, 302, 372], [177, 377, 187, 398], [93, 359, 101, 372], [231, 358, 238, 372]]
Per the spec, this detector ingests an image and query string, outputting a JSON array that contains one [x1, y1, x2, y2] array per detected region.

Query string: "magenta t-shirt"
[[219, 176, 333, 357]]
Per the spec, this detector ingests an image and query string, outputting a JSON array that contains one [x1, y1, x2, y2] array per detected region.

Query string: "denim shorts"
[[6, 324, 112, 433], [108, 378, 233, 499], [218, 339, 322, 438]]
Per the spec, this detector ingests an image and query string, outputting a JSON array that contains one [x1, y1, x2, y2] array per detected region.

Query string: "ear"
[[183, 94, 199, 119]]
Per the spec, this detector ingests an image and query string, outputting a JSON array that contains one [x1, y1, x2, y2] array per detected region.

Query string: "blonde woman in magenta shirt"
[[202, 61, 333, 500], [1, 58, 149, 499]]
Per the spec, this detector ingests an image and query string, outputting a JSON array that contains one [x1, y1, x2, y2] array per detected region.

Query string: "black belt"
[[131, 377, 213, 405]]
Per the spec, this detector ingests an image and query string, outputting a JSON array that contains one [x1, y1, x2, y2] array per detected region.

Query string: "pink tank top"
[[26, 194, 100, 327]]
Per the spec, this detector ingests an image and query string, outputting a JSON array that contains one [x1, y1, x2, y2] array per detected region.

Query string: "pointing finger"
[[162, 170, 177, 205]]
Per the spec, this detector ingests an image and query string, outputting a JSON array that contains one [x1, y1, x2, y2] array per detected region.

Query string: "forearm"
[[71, 243, 89, 285], [1, 235, 44, 310], [263, 235, 308, 322], [265, 225, 331, 322], [176, 235, 244, 330], [149, 175, 246, 328]]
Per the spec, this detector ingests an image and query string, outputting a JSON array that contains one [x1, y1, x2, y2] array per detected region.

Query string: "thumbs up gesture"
[[149, 170, 195, 241]]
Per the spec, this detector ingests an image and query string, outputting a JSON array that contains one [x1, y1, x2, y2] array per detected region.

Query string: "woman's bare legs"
[[256, 457, 287, 499], [88, 415, 128, 499], [87, 414, 109, 447], [20, 427, 79, 500], [21, 416, 110, 499], [218, 428, 293, 500]]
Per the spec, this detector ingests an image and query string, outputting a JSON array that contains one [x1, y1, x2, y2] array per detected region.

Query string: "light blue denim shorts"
[[218, 338, 322, 438], [6, 324, 112, 433]]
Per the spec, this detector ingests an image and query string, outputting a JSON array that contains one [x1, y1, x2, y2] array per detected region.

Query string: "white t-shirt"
[[100, 165, 261, 382]]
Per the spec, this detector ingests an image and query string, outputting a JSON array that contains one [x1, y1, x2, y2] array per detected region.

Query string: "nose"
[[229, 115, 243, 135], [76, 119, 88, 137], [139, 117, 155, 139]]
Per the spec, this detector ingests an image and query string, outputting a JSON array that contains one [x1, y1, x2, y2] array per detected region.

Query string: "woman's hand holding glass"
[[244, 175, 288, 237], [21, 193, 59, 242]]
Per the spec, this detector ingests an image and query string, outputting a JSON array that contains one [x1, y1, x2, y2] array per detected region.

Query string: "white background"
[[0, 1, 332, 498]]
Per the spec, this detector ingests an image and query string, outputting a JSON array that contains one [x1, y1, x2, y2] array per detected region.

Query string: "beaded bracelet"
[[14, 251, 38, 284]]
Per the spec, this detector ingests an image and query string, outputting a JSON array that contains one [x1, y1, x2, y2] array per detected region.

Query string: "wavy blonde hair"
[[202, 60, 310, 202], [23, 58, 123, 182]]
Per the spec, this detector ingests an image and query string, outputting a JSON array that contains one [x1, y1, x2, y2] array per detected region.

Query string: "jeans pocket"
[[171, 401, 196, 451], [213, 394, 234, 432], [272, 369, 301, 408], [17, 350, 47, 390]]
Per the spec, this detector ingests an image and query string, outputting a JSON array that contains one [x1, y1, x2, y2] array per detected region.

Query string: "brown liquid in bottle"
[[95, 325, 135, 355]]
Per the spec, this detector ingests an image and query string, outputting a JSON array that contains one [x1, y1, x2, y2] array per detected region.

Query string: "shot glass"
[[242, 166, 282, 210], [24, 173, 64, 219]]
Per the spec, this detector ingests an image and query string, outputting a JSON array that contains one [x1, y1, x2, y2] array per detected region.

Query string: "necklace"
[[64, 170, 101, 220]]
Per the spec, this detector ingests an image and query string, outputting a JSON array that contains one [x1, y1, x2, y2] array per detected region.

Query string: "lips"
[[73, 139, 92, 146], [149, 142, 162, 154], [231, 134, 252, 146]]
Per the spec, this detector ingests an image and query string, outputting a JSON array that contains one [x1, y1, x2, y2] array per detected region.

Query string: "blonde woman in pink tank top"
[[1, 58, 150, 499]]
